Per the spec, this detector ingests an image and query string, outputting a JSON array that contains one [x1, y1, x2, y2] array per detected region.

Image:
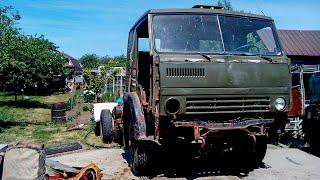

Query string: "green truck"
[[99, 5, 291, 175]]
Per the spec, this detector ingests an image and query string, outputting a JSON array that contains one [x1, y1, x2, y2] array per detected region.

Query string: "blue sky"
[[1, 0, 320, 58]]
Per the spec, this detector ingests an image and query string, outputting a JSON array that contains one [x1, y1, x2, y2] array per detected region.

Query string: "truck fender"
[[124, 92, 147, 141]]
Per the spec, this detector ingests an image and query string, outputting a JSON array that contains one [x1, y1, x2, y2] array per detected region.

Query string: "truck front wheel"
[[268, 113, 287, 143], [129, 142, 152, 176], [239, 134, 267, 167], [250, 135, 267, 166]]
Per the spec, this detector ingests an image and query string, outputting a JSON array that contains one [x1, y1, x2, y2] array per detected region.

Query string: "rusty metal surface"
[[152, 55, 161, 139], [168, 118, 269, 155], [172, 119, 273, 130], [113, 105, 123, 119]]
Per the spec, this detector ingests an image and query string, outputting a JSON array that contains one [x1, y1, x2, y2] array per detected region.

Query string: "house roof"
[[278, 30, 320, 57], [61, 52, 82, 72]]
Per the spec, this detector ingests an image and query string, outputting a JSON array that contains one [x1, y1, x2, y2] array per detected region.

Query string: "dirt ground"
[[49, 148, 136, 179], [50, 144, 320, 180]]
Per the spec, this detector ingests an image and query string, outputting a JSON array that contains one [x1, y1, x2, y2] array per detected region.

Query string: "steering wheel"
[[235, 44, 260, 53]]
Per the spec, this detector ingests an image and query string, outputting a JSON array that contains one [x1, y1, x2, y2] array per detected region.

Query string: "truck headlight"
[[274, 97, 286, 111], [165, 98, 181, 115]]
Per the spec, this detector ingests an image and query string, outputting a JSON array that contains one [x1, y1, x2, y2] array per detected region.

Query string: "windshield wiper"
[[197, 52, 212, 62], [231, 52, 273, 62], [232, 52, 255, 56], [258, 55, 273, 62]]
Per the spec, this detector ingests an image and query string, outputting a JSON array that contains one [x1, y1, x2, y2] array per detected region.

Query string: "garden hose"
[[81, 129, 122, 149]]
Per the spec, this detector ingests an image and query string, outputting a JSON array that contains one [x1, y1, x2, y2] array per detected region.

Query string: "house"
[[278, 30, 320, 66], [61, 52, 84, 90], [278, 30, 320, 116], [61, 52, 82, 75]]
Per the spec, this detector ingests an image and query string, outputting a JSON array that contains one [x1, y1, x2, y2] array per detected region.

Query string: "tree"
[[102, 54, 127, 70], [83, 67, 107, 102], [217, 0, 234, 10], [0, 6, 21, 95], [81, 54, 127, 102], [0, 6, 68, 98], [16, 35, 68, 91], [79, 54, 100, 69]]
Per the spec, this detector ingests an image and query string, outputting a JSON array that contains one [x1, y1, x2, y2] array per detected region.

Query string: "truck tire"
[[268, 113, 287, 143], [303, 105, 320, 149], [242, 136, 268, 168], [254, 136, 267, 165], [129, 143, 151, 176], [100, 109, 113, 143], [94, 122, 100, 136], [122, 104, 130, 149]]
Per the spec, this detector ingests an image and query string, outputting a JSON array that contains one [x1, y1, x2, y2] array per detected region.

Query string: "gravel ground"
[[50, 145, 320, 180]]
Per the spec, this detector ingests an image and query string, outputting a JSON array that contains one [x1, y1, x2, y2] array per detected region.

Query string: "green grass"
[[0, 91, 88, 147], [32, 126, 61, 141], [0, 106, 50, 123], [0, 125, 29, 144], [0, 91, 76, 123], [0, 92, 74, 106], [0, 123, 87, 147]]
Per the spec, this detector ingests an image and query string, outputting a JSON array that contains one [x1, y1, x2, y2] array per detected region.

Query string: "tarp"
[[93, 103, 118, 122], [2, 144, 46, 180]]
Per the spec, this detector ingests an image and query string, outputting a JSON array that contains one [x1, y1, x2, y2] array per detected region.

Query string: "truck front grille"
[[185, 97, 271, 114], [166, 67, 205, 77]]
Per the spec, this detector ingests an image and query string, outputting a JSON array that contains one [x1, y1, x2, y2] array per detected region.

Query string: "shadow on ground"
[[0, 100, 51, 109], [122, 150, 270, 179], [280, 135, 320, 158], [0, 120, 47, 132]]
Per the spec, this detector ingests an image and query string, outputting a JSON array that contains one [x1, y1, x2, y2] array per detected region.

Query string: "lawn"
[[0, 91, 90, 147], [0, 123, 88, 147], [0, 92, 73, 123]]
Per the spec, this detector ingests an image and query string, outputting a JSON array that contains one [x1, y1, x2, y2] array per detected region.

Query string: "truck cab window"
[[135, 18, 151, 100], [138, 38, 150, 52]]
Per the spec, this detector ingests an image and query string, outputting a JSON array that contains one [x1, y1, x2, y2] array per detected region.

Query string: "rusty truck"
[[98, 5, 291, 175]]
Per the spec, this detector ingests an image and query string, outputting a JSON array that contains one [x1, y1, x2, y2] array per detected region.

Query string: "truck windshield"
[[153, 14, 282, 56]]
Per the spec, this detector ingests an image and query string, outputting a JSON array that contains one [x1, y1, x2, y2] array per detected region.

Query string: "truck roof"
[[130, 7, 273, 31], [149, 8, 272, 20]]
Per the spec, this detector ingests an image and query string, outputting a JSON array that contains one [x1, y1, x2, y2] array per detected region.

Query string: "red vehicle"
[[287, 65, 320, 149]]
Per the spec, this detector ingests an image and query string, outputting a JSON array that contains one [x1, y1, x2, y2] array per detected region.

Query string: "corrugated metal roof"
[[278, 30, 320, 57]]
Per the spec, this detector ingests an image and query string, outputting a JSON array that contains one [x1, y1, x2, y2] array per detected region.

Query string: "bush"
[[101, 92, 116, 103], [82, 104, 93, 112], [83, 105, 90, 111], [83, 90, 95, 103], [65, 97, 76, 111]]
